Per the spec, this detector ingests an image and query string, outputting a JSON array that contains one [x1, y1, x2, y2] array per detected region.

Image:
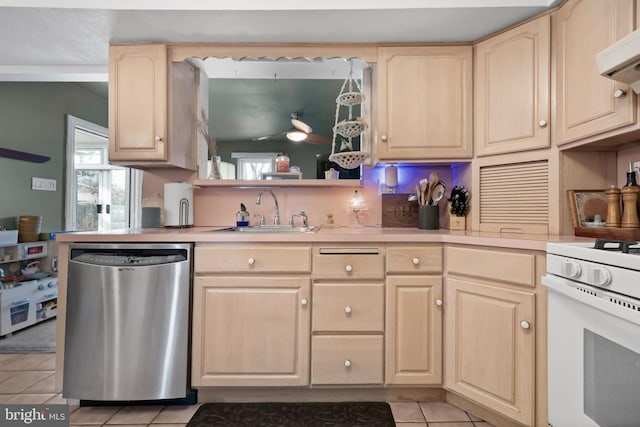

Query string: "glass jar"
[[276, 154, 290, 172]]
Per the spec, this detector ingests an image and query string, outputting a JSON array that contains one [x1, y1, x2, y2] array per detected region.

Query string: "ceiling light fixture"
[[286, 131, 307, 142]]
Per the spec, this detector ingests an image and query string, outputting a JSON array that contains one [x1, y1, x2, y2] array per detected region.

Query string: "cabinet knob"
[[248, 257, 255, 265], [300, 298, 308, 306], [614, 89, 627, 98], [345, 264, 353, 272], [412, 257, 420, 265], [154, 135, 162, 142], [520, 320, 530, 329], [435, 299, 443, 307], [345, 306, 352, 315], [381, 135, 388, 142], [344, 359, 352, 368], [538, 119, 547, 128]]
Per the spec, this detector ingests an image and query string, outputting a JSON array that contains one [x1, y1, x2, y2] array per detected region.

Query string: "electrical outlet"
[[31, 177, 56, 191]]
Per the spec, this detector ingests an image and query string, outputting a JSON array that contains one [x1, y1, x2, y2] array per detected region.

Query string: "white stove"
[[543, 239, 640, 427]]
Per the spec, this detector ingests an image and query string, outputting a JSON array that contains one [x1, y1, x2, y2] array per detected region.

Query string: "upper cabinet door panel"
[[555, 0, 636, 146], [475, 15, 550, 156], [377, 46, 473, 161], [109, 44, 167, 162]]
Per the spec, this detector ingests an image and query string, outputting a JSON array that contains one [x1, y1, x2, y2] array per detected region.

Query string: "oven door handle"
[[542, 275, 640, 327]]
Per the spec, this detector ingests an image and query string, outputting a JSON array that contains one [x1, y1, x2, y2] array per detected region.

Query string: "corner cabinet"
[[109, 44, 198, 170], [377, 46, 473, 161], [554, 0, 636, 147], [444, 245, 544, 427], [474, 15, 550, 156], [191, 244, 311, 387]]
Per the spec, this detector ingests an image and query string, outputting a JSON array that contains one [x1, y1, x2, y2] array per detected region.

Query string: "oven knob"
[[38, 284, 45, 291], [561, 260, 582, 279], [47, 282, 56, 288], [587, 267, 612, 287]]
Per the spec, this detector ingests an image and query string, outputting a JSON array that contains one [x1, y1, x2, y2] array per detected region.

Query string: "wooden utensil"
[[425, 171, 439, 205], [419, 179, 429, 205]]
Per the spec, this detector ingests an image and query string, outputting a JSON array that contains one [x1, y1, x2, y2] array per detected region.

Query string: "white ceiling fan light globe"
[[286, 131, 307, 142]]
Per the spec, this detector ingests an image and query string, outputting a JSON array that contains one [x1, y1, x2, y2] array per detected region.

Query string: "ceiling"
[[0, 1, 562, 80]]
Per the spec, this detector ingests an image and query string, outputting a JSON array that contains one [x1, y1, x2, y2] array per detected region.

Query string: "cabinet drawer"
[[446, 246, 535, 287], [387, 246, 442, 274], [311, 335, 383, 385], [312, 250, 384, 280], [313, 283, 383, 332], [195, 245, 311, 273]]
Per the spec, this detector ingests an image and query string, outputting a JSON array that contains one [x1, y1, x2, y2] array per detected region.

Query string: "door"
[[377, 46, 473, 160], [555, 0, 636, 145], [385, 275, 442, 385], [192, 276, 311, 387], [444, 278, 535, 425], [65, 115, 142, 232], [475, 15, 550, 156]]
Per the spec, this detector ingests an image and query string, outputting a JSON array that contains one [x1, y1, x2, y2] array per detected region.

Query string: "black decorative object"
[[0, 147, 50, 163], [448, 185, 470, 217]]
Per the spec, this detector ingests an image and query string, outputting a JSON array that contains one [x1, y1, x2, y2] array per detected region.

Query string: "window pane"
[[110, 170, 127, 230], [74, 148, 103, 165], [75, 170, 99, 231]]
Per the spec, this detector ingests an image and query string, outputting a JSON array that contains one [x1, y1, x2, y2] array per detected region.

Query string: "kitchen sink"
[[211, 225, 320, 233]]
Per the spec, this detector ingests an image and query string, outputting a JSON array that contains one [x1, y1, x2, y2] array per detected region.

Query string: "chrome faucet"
[[256, 189, 280, 225], [289, 211, 308, 227]]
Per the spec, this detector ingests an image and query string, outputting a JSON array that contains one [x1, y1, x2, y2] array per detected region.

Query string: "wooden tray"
[[575, 226, 640, 241]]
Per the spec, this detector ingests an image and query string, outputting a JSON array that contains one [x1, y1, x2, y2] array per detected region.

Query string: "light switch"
[[32, 177, 57, 191]]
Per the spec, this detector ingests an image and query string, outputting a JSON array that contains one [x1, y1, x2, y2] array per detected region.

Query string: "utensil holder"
[[418, 205, 439, 230]]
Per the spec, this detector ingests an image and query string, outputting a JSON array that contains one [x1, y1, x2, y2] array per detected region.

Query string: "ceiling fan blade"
[[303, 133, 331, 144], [290, 112, 313, 133], [251, 131, 286, 142]]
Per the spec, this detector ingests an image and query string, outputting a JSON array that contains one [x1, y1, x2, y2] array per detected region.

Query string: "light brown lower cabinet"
[[385, 275, 442, 385], [191, 276, 311, 387], [444, 277, 535, 426]]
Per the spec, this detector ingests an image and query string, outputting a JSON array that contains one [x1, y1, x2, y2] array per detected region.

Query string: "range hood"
[[597, 29, 640, 94]]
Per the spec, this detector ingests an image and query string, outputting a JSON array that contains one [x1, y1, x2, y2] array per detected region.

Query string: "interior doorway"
[[65, 115, 142, 231]]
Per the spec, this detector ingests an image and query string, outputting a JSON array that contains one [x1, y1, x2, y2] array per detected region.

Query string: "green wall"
[[0, 83, 108, 233]]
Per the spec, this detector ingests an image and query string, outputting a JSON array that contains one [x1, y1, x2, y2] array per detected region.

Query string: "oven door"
[[543, 274, 640, 427]]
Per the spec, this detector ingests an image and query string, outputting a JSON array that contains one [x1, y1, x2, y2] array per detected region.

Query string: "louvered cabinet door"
[[473, 156, 550, 234]]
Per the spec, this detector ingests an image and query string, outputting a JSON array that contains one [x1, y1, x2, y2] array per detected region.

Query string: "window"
[[231, 152, 278, 180], [65, 115, 142, 231]]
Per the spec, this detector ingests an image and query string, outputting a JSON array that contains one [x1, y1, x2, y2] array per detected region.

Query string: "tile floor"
[[0, 354, 494, 426]]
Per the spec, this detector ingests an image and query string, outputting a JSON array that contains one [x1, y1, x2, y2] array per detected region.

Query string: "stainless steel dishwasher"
[[63, 243, 193, 402]]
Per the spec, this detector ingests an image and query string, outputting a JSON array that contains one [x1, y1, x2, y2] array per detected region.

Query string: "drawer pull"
[[412, 257, 420, 265], [344, 306, 352, 315], [520, 320, 530, 330], [344, 359, 352, 368], [345, 264, 353, 272], [248, 257, 255, 265], [435, 299, 443, 307], [300, 298, 308, 306]]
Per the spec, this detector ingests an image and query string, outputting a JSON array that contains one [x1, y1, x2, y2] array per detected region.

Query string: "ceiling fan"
[[253, 112, 331, 144]]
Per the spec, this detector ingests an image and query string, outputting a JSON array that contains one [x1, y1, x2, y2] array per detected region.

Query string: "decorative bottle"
[[621, 162, 640, 228]]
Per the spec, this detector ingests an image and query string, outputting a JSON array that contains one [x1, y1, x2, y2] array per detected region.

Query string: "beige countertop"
[[54, 226, 595, 251]]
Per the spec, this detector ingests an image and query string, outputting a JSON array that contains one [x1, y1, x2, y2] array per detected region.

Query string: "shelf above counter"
[[192, 179, 362, 188]]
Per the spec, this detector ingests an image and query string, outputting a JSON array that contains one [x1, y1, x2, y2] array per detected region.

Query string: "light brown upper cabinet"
[[475, 15, 550, 156], [554, 0, 636, 147], [377, 46, 473, 161], [109, 44, 198, 169]]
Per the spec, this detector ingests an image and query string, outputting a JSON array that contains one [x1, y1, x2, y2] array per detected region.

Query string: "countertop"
[[54, 226, 595, 251]]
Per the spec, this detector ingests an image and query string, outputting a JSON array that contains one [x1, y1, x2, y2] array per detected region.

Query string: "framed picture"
[[567, 189, 607, 227]]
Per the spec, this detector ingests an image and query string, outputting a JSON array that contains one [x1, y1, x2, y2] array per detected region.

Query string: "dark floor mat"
[[186, 402, 396, 427]]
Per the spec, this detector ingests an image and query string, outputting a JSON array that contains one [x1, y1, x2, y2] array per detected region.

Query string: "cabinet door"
[[109, 44, 167, 162], [192, 276, 311, 387], [386, 276, 442, 385], [377, 46, 473, 160], [475, 15, 550, 156], [555, 0, 636, 146], [444, 278, 534, 425]]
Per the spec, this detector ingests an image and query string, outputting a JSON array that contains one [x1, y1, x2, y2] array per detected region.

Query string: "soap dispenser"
[[236, 203, 250, 227]]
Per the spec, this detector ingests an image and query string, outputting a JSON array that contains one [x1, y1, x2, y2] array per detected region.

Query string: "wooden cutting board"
[[381, 194, 418, 227]]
